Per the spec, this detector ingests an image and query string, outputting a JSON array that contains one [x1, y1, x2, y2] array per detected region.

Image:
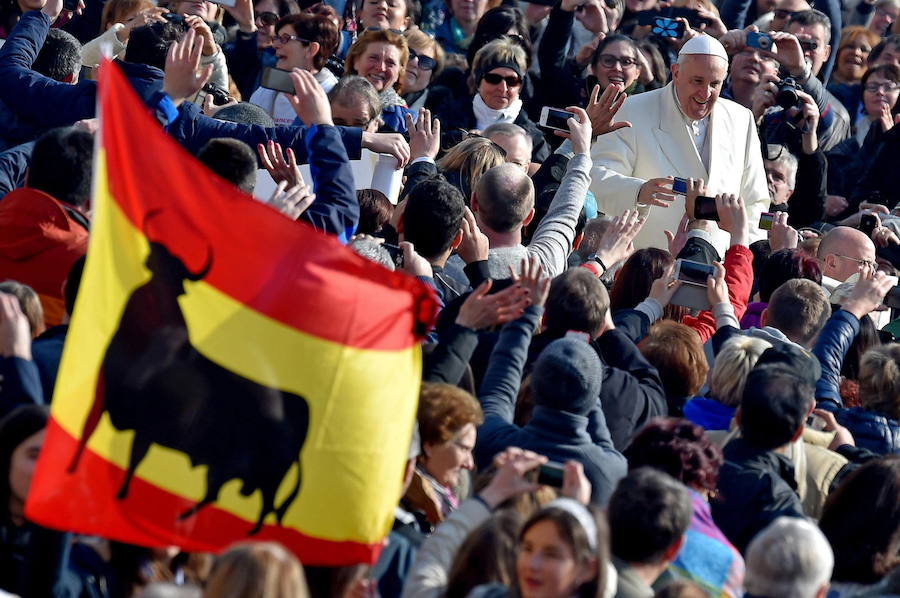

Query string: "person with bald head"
[[816, 226, 877, 290], [590, 34, 770, 257], [467, 105, 595, 279]]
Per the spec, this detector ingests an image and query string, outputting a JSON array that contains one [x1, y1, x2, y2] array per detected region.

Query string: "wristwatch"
[[586, 254, 607, 272]]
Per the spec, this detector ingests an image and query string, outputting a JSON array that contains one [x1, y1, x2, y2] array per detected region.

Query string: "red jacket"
[[0, 188, 88, 326], [683, 244, 754, 343]]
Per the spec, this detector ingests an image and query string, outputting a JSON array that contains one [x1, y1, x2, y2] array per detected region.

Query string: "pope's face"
[[671, 54, 728, 121]]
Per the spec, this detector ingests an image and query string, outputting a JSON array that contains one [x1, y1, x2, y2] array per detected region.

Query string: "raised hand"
[[768, 211, 798, 252], [162, 28, 213, 107], [510, 256, 551, 309], [558, 106, 594, 156], [715, 193, 748, 246], [362, 133, 411, 169], [706, 261, 729, 307], [841, 267, 895, 320], [184, 15, 217, 56], [287, 68, 333, 126], [0, 293, 31, 359], [560, 460, 592, 505], [406, 109, 441, 160], [586, 83, 631, 138], [456, 207, 489, 264], [455, 280, 530, 330], [479, 447, 547, 509], [258, 140, 303, 188], [267, 179, 315, 220], [664, 213, 691, 256], [592, 209, 645, 267], [638, 176, 677, 208]]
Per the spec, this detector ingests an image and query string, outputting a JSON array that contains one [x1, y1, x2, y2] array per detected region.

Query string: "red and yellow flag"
[[25, 60, 437, 565]]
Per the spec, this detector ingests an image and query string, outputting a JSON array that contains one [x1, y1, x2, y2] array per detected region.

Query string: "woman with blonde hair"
[[435, 135, 506, 200], [683, 336, 772, 431], [344, 28, 414, 132], [203, 541, 308, 598], [431, 38, 549, 163], [402, 28, 445, 112]]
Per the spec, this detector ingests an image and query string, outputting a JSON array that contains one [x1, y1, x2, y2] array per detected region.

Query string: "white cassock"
[[589, 82, 770, 257]]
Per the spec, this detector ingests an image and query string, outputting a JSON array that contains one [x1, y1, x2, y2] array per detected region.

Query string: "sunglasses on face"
[[256, 11, 278, 26], [408, 48, 437, 70], [596, 53, 637, 68], [773, 9, 799, 19], [482, 72, 522, 87], [273, 33, 311, 45]]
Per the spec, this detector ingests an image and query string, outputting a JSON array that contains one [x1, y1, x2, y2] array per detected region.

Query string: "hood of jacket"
[[0, 188, 88, 261], [116, 59, 165, 104]]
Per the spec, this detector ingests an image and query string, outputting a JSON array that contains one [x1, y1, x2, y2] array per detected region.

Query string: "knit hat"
[[532, 338, 602, 416], [214, 102, 276, 128]]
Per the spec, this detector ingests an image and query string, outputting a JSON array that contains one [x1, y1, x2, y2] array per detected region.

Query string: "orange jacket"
[[0, 188, 88, 326]]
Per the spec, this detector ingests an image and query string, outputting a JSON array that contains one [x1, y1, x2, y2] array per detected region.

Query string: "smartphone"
[[672, 177, 688, 195], [650, 16, 686, 39], [539, 107, 576, 132], [885, 286, 900, 309], [381, 243, 404, 268], [671, 259, 714, 310], [260, 67, 295, 94], [208, 0, 237, 6], [746, 31, 774, 51], [860, 213, 879, 237], [806, 414, 827, 431], [63, 0, 79, 11], [537, 462, 565, 488], [693, 195, 719, 221], [636, 9, 658, 25], [759, 212, 775, 230]]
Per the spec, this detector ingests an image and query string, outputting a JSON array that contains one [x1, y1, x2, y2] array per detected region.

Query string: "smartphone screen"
[[537, 462, 565, 488], [260, 67, 296, 94], [759, 212, 775, 230], [677, 260, 715, 286], [651, 16, 685, 38], [381, 243, 404, 268], [672, 177, 688, 194], [860, 214, 878, 237], [693, 195, 719, 221], [541, 108, 575, 132]]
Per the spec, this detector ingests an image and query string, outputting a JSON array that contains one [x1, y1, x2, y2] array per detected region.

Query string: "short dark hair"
[[196, 138, 258, 194], [591, 33, 638, 70], [33, 28, 81, 82], [544, 269, 609, 336], [125, 20, 185, 71], [788, 9, 832, 42], [403, 178, 465, 260], [356, 189, 392, 235], [625, 418, 723, 493], [740, 365, 811, 450], [608, 467, 692, 564], [870, 34, 900, 65], [29, 127, 94, 207], [758, 249, 822, 303], [765, 279, 830, 348], [473, 164, 534, 233], [276, 13, 340, 71]]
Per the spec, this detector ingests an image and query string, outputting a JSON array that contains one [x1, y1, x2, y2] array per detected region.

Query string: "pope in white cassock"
[[589, 34, 769, 257]]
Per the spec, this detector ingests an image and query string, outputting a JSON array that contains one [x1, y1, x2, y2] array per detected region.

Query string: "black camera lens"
[[775, 77, 800, 110]]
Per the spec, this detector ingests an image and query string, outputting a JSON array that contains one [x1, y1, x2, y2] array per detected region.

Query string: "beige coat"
[[589, 83, 770, 256]]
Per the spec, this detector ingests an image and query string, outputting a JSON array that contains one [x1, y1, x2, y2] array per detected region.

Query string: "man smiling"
[[589, 34, 769, 256]]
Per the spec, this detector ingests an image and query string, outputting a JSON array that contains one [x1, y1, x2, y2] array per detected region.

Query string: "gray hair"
[[329, 76, 383, 126], [745, 517, 834, 598], [484, 122, 533, 150], [349, 238, 395, 270], [766, 144, 799, 189], [134, 583, 202, 598]]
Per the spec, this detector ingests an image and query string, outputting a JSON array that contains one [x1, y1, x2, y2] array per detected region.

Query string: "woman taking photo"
[[431, 38, 549, 162], [344, 28, 414, 132]]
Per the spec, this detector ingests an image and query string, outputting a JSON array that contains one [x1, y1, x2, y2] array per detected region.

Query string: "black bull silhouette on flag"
[[67, 235, 310, 535]]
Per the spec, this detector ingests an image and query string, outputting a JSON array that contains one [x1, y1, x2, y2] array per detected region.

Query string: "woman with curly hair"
[[625, 418, 744, 598]]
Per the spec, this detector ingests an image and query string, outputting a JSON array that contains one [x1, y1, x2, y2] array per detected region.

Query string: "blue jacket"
[[474, 305, 627, 505], [0, 12, 164, 134], [683, 397, 735, 431], [0, 141, 33, 198], [0, 357, 43, 418]]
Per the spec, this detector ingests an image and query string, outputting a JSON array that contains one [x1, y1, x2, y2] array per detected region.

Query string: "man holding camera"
[[589, 34, 770, 257]]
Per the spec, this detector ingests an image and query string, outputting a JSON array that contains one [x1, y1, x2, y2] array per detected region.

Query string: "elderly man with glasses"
[[816, 225, 878, 292]]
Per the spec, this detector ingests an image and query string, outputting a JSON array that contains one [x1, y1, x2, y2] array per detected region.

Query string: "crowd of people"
[[0, 0, 899, 592]]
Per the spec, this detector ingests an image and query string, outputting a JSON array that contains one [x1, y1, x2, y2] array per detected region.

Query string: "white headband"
[[547, 498, 598, 551]]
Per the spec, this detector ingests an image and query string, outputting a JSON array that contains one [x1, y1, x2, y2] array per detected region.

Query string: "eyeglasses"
[[482, 72, 522, 87], [864, 81, 900, 92], [255, 11, 278, 27], [596, 53, 637, 68], [799, 39, 819, 52], [773, 9, 800, 19], [408, 48, 437, 70], [834, 254, 878, 270], [273, 33, 311, 46]]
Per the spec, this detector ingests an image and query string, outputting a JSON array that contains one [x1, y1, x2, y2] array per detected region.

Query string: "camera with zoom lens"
[[775, 77, 801, 110]]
